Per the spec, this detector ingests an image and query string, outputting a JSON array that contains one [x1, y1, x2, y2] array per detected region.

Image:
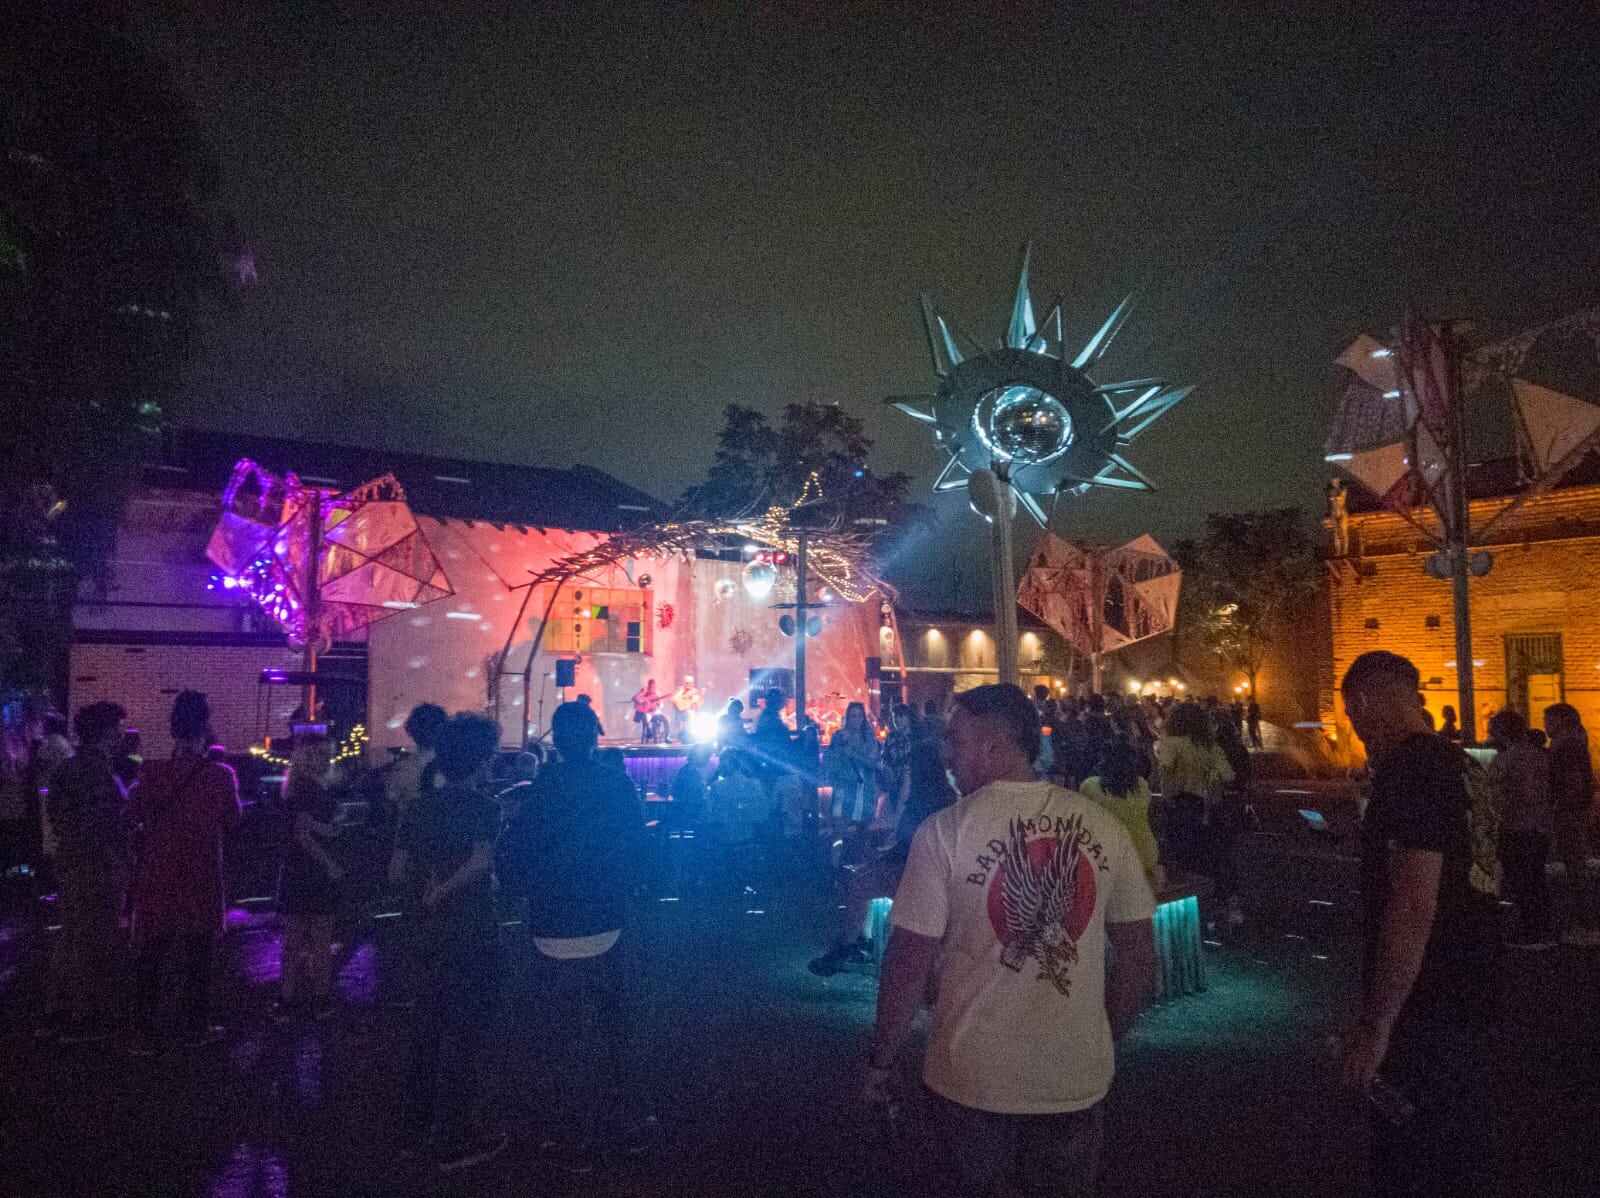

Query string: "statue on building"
[[1328, 478, 1350, 557]]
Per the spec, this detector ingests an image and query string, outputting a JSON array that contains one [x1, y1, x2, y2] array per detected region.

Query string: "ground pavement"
[[1, 807, 1596, 1197]]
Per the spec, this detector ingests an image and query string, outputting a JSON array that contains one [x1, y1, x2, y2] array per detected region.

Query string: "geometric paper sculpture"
[[888, 244, 1194, 526], [206, 458, 451, 646], [1512, 378, 1600, 478], [1326, 311, 1600, 745], [1328, 323, 1600, 520], [1017, 532, 1181, 660]]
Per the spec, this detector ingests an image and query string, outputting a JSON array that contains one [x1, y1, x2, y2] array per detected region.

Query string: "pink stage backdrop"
[[366, 518, 879, 748]]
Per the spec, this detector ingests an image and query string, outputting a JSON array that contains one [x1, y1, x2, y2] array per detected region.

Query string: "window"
[[1364, 618, 1380, 630], [1425, 615, 1441, 629], [538, 586, 651, 655]]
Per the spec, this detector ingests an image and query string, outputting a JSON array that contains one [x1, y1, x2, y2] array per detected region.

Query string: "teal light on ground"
[[1153, 894, 1204, 1001], [865, 896, 894, 963]]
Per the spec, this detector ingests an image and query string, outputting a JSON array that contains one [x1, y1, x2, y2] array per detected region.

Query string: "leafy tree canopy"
[[1172, 507, 1320, 697], [682, 401, 913, 528], [1, 7, 235, 688]]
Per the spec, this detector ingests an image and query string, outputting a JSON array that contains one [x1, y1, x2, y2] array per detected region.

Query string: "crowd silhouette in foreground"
[[7, 657, 1597, 1191]]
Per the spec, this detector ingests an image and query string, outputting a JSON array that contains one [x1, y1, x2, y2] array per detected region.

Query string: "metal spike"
[[1104, 453, 1157, 490], [1072, 296, 1136, 370], [885, 396, 938, 423], [932, 453, 970, 492], [1007, 243, 1037, 350], [1029, 298, 1063, 356], [920, 294, 963, 376], [1015, 489, 1049, 527], [1101, 385, 1165, 434], [1116, 385, 1194, 442], [1094, 377, 1165, 395]]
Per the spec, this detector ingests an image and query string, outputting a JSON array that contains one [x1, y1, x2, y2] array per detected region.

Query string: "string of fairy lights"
[[524, 472, 892, 605], [248, 723, 369, 769]]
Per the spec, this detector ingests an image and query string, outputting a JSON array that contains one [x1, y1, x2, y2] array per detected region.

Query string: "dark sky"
[[136, 3, 1600, 602]]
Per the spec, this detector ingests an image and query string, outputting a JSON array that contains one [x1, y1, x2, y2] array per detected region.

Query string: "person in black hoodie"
[[499, 701, 653, 1171], [398, 713, 507, 1174]]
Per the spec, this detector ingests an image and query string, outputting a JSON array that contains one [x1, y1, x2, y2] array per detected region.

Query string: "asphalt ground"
[[1, 791, 1596, 1197]]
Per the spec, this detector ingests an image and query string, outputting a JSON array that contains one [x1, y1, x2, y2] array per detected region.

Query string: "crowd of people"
[[6, 658, 1597, 1191]]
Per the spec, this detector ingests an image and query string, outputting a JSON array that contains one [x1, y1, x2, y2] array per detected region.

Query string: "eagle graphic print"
[[987, 815, 1098, 995]]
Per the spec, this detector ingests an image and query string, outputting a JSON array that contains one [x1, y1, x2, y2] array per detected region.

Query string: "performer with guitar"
[[631, 680, 663, 743], [670, 676, 706, 743]]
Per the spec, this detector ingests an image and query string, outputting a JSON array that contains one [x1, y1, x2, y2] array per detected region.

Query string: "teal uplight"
[[865, 896, 895, 964], [1153, 894, 1205, 1002]]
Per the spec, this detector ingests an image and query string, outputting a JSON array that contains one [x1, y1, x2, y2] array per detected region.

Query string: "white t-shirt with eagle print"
[[891, 779, 1156, 1114]]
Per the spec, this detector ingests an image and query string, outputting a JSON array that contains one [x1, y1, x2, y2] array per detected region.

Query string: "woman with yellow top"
[[1081, 742, 1163, 890], [1154, 702, 1242, 926]]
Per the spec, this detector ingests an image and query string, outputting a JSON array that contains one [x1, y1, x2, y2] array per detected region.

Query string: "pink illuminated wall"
[[366, 518, 879, 748]]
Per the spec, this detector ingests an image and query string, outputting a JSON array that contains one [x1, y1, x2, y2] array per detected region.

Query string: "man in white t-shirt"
[[862, 684, 1156, 1195]]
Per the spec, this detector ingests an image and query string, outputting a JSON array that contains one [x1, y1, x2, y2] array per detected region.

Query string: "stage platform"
[[606, 740, 700, 796]]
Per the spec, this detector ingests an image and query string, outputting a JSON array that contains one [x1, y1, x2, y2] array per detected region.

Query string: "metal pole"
[[1445, 321, 1477, 743], [990, 466, 1019, 689], [795, 530, 809, 725], [1090, 548, 1106, 694], [303, 488, 323, 722]]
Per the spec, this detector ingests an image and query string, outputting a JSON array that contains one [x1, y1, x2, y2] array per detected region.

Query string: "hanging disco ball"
[[980, 386, 1074, 465], [741, 559, 777, 600], [714, 578, 738, 601]]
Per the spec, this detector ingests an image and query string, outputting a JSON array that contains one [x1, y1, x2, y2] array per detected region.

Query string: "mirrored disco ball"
[[741, 560, 777, 599], [989, 388, 1073, 464]]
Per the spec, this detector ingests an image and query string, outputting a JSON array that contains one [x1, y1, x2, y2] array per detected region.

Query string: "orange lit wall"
[[1322, 481, 1600, 763]]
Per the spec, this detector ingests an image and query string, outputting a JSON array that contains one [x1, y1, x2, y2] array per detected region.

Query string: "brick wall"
[[69, 642, 304, 759], [1322, 482, 1600, 762]]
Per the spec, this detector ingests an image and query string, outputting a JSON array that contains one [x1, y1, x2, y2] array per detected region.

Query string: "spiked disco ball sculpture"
[[888, 245, 1193, 525]]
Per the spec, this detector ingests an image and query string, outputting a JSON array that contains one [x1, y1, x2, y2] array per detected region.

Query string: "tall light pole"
[[793, 529, 811, 720], [888, 245, 1193, 698], [969, 466, 1019, 687]]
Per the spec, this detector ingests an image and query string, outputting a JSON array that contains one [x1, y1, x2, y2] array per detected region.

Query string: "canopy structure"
[[206, 458, 452, 647], [1016, 532, 1181, 691], [488, 475, 900, 739]]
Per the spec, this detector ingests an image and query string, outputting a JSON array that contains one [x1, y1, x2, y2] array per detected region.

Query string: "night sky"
[[135, 4, 1600, 602]]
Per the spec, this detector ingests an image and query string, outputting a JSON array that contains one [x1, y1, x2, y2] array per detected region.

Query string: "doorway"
[[1505, 633, 1564, 726]]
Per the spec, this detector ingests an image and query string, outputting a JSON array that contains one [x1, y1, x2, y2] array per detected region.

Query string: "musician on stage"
[[670, 676, 705, 743], [631, 680, 662, 743]]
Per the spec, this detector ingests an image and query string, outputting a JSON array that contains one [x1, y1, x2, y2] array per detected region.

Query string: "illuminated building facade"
[[70, 430, 884, 756], [1321, 454, 1600, 760], [887, 610, 1075, 708]]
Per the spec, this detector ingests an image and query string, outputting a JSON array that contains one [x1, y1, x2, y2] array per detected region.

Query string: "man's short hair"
[[433, 713, 501, 782], [404, 703, 449, 750], [1340, 651, 1422, 698], [551, 700, 600, 759], [74, 701, 125, 747], [952, 684, 1041, 763]]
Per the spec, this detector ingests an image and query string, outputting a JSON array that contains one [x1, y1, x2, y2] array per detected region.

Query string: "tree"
[[0, 7, 234, 692], [1172, 508, 1320, 701], [682, 401, 913, 528]]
